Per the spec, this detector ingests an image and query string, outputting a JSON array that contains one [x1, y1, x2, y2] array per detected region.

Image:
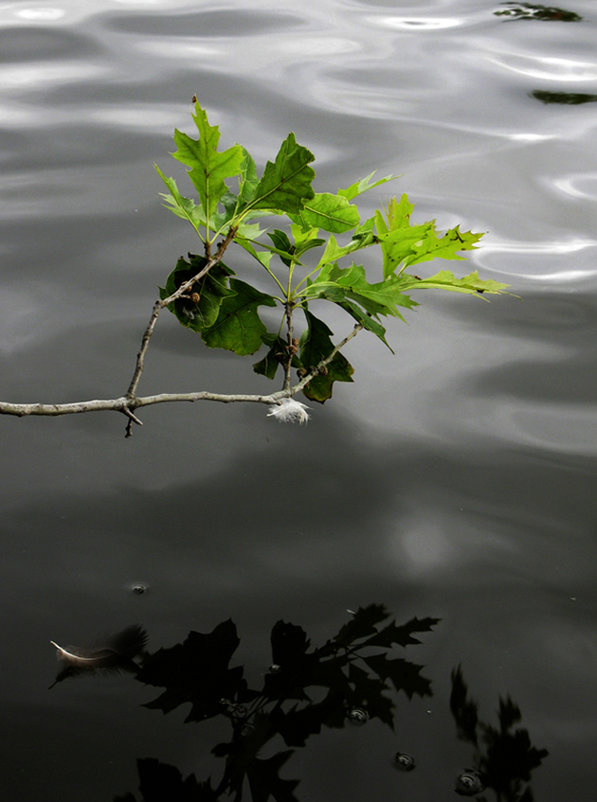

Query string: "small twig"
[[289, 323, 363, 396], [0, 391, 281, 419], [126, 227, 237, 400], [0, 325, 364, 420], [283, 302, 294, 392]]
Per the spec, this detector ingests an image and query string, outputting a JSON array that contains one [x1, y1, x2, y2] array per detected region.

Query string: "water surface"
[[1, 1, 596, 799]]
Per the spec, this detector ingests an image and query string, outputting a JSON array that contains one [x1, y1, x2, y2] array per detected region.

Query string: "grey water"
[[1, 1, 597, 799]]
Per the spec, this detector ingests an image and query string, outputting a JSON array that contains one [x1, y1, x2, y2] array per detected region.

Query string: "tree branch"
[[0, 323, 364, 423], [289, 323, 363, 396], [126, 226, 237, 400]]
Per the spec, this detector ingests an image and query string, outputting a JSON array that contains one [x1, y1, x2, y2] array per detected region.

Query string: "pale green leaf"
[[338, 171, 399, 201], [303, 262, 417, 319], [298, 192, 360, 233], [398, 270, 510, 297], [155, 167, 206, 236]]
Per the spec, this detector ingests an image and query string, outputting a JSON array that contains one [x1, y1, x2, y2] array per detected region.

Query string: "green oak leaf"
[[336, 299, 393, 352], [315, 232, 376, 271], [398, 269, 510, 297], [298, 192, 360, 233], [247, 133, 315, 214], [297, 311, 353, 403], [201, 279, 277, 355], [338, 171, 399, 200], [155, 168, 206, 236], [302, 262, 418, 321], [375, 195, 485, 278], [159, 255, 235, 332], [290, 224, 326, 258], [405, 227, 484, 267], [171, 102, 244, 220], [238, 146, 259, 205], [253, 333, 288, 380]]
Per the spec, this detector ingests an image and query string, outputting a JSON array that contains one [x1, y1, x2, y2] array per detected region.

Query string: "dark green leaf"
[[160, 255, 235, 332], [297, 311, 354, 403], [338, 171, 398, 200], [336, 299, 393, 352], [267, 229, 295, 267], [201, 279, 277, 355], [252, 333, 287, 380]]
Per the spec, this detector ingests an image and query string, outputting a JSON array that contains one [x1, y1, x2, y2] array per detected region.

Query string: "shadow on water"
[[48, 608, 547, 802]]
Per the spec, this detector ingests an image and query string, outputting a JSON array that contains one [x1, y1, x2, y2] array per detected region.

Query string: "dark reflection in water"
[[451, 667, 549, 800], [48, 608, 547, 801], [494, 3, 582, 21], [531, 91, 597, 105]]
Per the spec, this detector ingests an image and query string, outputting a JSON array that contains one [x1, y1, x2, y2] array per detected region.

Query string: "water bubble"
[[268, 664, 281, 674], [347, 707, 369, 726], [393, 752, 416, 771], [131, 584, 148, 595], [455, 769, 485, 796]]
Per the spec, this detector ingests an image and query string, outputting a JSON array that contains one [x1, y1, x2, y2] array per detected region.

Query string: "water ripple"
[[488, 51, 597, 82]]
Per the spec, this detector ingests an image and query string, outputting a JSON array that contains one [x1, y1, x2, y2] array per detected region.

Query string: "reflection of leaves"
[[113, 757, 218, 801], [450, 665, 479, 746], [138, 620, 247, 723], [495, 3, 582, 22], [108, 606, 438, 802], [449, 666, 548, 801], [361, 615, 440, 649], [361, 653, 433, 700], [332, 604, 391, 646], [247, 752, 300, 802], [531, 90, 597, 105]]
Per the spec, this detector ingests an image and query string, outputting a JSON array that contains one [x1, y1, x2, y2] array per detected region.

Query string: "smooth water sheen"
[[1, 1, 596, 800]]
